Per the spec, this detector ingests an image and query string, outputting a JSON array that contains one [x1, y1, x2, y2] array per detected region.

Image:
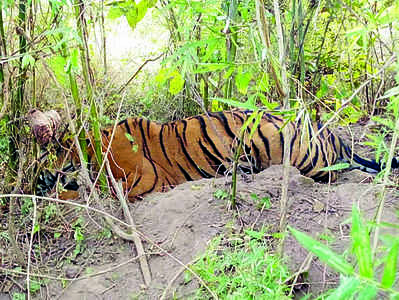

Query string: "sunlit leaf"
[[320, 163, 350, 172], [47, 55, 67, 87], [288, 226, 354, 275], [169, 72, 184, 95], [195, 63, 229, 74], [356, 283, 377, 300], [235, 69, 252, 94], [326, 276, 360, 300], [381, 240, 399, 288], [212, 97, 258, 110], [351, 205, 373, 279]]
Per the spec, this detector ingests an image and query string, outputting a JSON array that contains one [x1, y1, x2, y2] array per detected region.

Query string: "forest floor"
[[1, 125, 398, 300]]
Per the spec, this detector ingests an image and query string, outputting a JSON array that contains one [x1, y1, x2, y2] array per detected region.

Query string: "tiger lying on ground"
[[37, 110, 399, 200]]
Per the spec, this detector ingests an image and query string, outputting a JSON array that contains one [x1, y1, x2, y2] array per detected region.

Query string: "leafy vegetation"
[[189, 230, 291, 299], [0, 0, 398, 298]]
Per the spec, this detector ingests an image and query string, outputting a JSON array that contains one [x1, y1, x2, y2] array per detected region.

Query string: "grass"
[[188, 229, 291, 299]]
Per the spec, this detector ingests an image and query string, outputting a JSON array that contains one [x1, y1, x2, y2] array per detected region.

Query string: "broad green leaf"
[[326, 276, 360, 300], [381, 240, 399, 288], [356, 283, 377, 300], [107, 7, 124, 20], [320, 163, 351, 172], [169, 72, 184, 95], [235, 69, 252, 94], [47, 55, 67, 87], [155, 68, 170, 84], [70, 48, 79, 70], [212, 97, 258, 110], [258, 73, 269, 92], [194, 63, 229, 74], [351, 205, 373, 278], [125, 6, 139, 31], [288, 226, 354, 275]]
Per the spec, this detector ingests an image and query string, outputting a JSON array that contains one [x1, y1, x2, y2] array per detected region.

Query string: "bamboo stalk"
[[73, 0, 107, 190], [273, 0, 292, 256]]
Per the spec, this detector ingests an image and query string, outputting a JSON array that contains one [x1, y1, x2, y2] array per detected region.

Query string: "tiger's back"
[[96, 110, 345, 199], [39, 110, 398, 200]]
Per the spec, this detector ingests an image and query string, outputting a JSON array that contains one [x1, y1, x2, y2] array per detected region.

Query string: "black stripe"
[[177, 162, 194, 181], [165, 177, 173, 187], [138, 119, 158, 192], [271, 122, 284, 163], [311, 171, 330, 183], [258, 126, 271, 161], [160, 124, 173, 166], [195, 116, 225, 160], [213, 112, 236, 140], [290, 126, 298, 162], [233, 112, 244, 124], [301, 144, 319, 175], [251, 140, 261, 170], [297, 148, 310, 169], [198, 140, 227, 175], [132, 175, 142, 189], [329, 132, 338, 157], [102, 129, 109, 137], [352, 153, 380, 172], [181, 120, 188, 145], [117, 119, 128, 126], [175, 126, 213, 178], [120, 119, 133, 145]]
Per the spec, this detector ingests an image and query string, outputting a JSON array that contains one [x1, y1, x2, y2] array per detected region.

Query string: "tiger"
[[36, 110, 399, 201]]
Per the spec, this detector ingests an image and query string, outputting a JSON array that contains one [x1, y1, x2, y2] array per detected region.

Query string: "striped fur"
[[37, 110, 399, 200]]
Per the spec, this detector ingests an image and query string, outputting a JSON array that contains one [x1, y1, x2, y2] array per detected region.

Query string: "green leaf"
[[194, 63, 229, 73], [288, 226, 354, 275], [356, 283, 377, 300], [125, 6, 138, 31], [70, 48, 79, 70], [47, 55, 67, 87], [325, 276, 360, 300], [320, 163, 351, 172], [125, 133, 135, 143], [212, 97, 258, 110], [21, 54, 35, 69], [381, 240, 399, 288], [107, 7, 124, 20], [235, 69, 252, 94], [33, 224, 40, 235], [258, 73, 269, 92], [351, 205, 373, 278], [244, 229, 264, 240], [169, 72, 184, 95]]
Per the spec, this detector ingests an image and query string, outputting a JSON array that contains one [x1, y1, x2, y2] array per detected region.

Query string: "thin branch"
[[105, 162, 152, 286], [27, 196, 37, 300], [115, 53, 164, 95]]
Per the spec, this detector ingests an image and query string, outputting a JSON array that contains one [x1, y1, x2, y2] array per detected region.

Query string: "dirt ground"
[[1, 124, 398, 300], [26, 166, 395, 300]]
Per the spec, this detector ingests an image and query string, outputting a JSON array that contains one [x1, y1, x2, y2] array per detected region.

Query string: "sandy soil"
[[34, 165, 397, 300]]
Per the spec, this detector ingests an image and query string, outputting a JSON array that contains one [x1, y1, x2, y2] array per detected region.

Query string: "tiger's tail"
[[339, 139, 399, 174]]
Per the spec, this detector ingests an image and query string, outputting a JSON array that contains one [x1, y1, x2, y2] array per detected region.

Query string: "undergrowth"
[[188, 229, 291, 299]]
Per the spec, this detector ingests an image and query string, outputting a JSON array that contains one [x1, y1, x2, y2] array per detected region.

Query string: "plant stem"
[[273, 0, 291, 255], [230, 127, 246, 208], [73, 0, 107, 190]]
